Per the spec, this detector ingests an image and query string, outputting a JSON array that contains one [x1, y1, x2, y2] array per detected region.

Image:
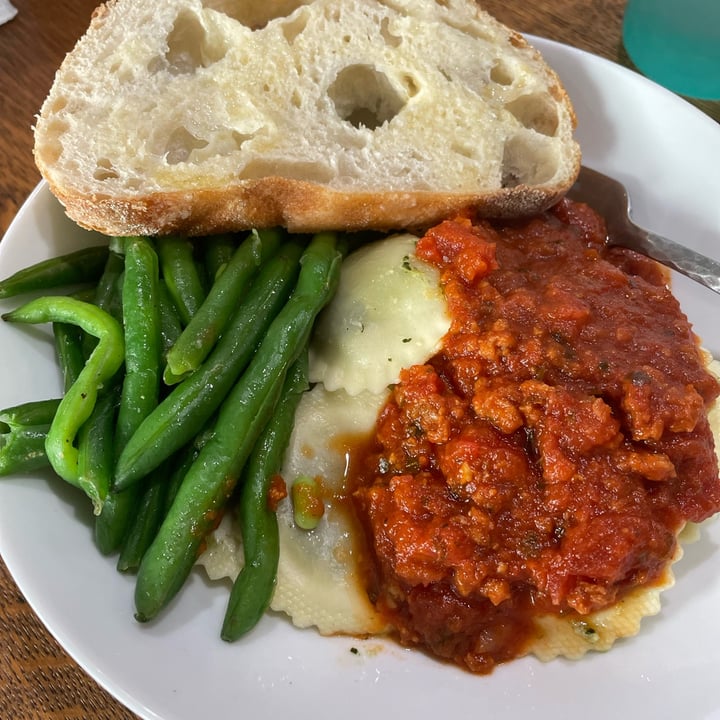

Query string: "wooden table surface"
[[0, 1, 717, 718]]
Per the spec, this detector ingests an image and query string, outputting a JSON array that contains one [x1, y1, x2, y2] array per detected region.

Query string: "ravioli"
[[308, 233, 450, 396], [200, 385, 389, 634], [200, 232, 450, 634], [199, 387, 712, 654], [527, 523, 697, 661], [197, 232, 720, 666], [270, 386, 389, 635]]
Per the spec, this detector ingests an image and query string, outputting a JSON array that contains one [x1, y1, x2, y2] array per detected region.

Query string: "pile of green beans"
[[0, 229, 343, 638]]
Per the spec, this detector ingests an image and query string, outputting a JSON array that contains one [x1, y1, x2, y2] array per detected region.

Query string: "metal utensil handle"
[[632, 229, 720, 295]]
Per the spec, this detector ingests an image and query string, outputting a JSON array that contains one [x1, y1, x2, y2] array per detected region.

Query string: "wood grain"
[[0, 1, 716, 718]]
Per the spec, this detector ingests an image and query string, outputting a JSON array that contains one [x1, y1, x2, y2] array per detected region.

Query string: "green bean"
[[0, 427, 51, 476], [115, 237, 162, 454], [0, 399, 61, 476], [3, 297, 124, 511], [221, 348, 308, 641], [116, 466, 169, 573], [77, 384, 118, 514], [0, 246, 109, 299], [164, 228, 284, 384], [88, 249, 133, 548], [95, 487, 138, 555], [81, 251, 125, 361], [0, 399, 61, 428], [134, 369, 285, 622], [156, 236, 206, 326], [93, 250, 125, 321], [203, 234, 238, 282], [163, 423, 215, 515], [157, 280, 183, 361], [72, 287, 98, 303], [114, 242, 304, 490], [53, 322, 86, 392], [52, 288, 98, 391], [133, 232, 341, 622], [95, 238, 162, 549]]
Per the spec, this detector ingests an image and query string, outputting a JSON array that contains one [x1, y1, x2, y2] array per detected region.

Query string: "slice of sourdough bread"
[[34, 0, 581, 236]]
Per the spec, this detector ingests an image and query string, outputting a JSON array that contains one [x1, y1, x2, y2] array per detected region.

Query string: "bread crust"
[[45, 176, 573, 237]]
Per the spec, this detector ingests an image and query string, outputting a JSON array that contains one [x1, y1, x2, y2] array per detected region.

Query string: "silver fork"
[[567, 166, 720, 295]]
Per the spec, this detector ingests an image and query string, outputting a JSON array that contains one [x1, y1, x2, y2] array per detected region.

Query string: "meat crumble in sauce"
[[349, 198, 720, 674]]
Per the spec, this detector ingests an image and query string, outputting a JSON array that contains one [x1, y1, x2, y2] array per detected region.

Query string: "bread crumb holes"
[[165, 10, 228, 74], [328, 65, 406, 130], [504, 92, 559, 136], [201, 0, 309, 30], [93, 158, 119, 181]]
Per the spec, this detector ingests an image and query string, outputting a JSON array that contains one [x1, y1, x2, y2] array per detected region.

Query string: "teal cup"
[[622, 0, 720, 100]]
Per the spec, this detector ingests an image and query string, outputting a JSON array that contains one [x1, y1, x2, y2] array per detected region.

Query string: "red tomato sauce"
[[350, 199, 720, 674]]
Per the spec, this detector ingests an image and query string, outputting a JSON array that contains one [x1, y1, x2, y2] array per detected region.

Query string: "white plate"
[[2, 37, 720, 720]]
